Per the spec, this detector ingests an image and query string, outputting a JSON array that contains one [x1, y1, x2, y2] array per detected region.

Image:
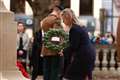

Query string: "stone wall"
[[0, 0, 29, 79]]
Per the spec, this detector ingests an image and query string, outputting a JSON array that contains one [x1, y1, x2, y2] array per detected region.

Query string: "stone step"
[[35, 76, 43, 80], [0, 71, 30, 80], [93, 70, 120, 80]]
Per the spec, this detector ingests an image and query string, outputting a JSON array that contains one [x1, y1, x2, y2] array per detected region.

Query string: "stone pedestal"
[[0, 0, 29, 80], [117, 17, 120, 61]]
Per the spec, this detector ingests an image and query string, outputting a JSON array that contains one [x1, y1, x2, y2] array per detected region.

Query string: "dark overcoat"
[[64, 24, 96, 80], [30, 30, 43, 79]]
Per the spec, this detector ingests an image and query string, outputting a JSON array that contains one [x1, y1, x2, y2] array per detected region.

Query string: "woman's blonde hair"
[[61, 8, 83, 26]]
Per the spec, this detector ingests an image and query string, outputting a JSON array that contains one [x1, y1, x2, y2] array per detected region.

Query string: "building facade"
[[70, 0, 118, 35], [3, 0, 119, 35]]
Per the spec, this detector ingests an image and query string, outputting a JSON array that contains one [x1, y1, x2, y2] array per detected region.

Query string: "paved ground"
[[35, 75, 120, 80], [34, 70, 120, 80], [93, 70, 120, 80]]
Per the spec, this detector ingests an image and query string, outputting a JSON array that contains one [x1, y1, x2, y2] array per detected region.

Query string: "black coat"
[[64, 24, 96, 80], [30, 30, 43, 77]]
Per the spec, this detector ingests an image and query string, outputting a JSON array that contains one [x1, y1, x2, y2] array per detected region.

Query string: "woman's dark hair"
[[17, 22, 24, 26]]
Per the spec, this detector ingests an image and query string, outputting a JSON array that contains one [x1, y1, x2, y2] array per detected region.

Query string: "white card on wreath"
[[51, 37, 60, 42]]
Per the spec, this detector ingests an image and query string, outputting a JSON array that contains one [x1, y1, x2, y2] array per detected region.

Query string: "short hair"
[[17, 22, 24, 26], [55, 5, 64, 10], [51, 5, 64, 11]]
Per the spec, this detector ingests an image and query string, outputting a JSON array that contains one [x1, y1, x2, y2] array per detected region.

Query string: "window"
[[61, 0, 70, 8], [80, 0, 93, 15]]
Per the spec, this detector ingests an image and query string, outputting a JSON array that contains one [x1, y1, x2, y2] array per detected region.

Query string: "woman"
[[17, 22, 29, 70], [60, 8, 96, 80]]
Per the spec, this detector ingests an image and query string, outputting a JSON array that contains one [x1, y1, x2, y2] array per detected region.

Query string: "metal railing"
[[93, 45, 120, 79]]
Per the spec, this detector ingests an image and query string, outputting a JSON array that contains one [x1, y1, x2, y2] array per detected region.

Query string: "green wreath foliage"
[[44, 29, 68, 52]]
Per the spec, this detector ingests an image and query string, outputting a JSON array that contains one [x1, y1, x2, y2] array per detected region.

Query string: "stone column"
[[114, 0, 120, 61], [0, 0, 29, 79], [117, 17, 120, 61]]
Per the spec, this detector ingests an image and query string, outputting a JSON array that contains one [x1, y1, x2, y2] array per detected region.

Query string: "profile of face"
[[53, 7, 62, 18], [17, 23, 25, 33], [60, 9, 73, 32], [57, 10, 61, 18]]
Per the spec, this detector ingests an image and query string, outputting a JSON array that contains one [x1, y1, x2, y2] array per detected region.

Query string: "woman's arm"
[[68, 28, 81, 52], [23, 33, 30, 50]]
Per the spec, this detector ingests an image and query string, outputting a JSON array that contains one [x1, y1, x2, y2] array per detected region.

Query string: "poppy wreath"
[[44, 29, 68, 52], [16, 61, 30, 79]]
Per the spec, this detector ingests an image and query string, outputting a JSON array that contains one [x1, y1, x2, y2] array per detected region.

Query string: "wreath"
[[44, 29, 68, 52]]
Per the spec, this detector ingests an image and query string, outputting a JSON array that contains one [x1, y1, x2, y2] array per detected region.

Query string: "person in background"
[[105, 32, 115, 45], [41, 5, 63, 80], [60, 8, 96, 80], [30, 29, 43, 80], [17, 22, 29, 71]]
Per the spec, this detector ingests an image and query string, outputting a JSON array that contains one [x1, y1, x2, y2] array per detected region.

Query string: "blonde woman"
[[60, 8, 96, 80]]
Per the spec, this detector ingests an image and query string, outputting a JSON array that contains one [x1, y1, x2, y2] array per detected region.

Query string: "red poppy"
[[16, 61, 30, 79]]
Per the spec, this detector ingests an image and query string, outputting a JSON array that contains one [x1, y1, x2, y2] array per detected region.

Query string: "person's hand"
[[58, 50, 63, 56], [30, 66, 33, 72], [19, 50, 24, 55]]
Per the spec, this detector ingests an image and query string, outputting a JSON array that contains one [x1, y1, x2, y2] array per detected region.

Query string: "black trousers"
[[31, 64, 39, 80], [43, 56, 63, 80], [31, 57, 43, 80], [17, 49, 27, 70]]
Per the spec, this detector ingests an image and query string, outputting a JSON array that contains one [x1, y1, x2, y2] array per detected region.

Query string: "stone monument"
[[0, 0, 29, 79], [114, 0, 120, 61]]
